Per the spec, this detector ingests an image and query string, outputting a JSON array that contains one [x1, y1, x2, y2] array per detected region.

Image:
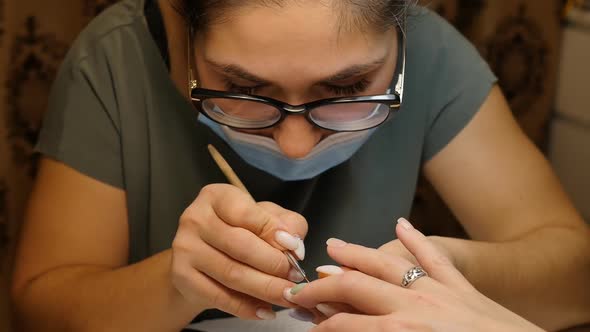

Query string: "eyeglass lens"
[[200, 98, 391, 131]]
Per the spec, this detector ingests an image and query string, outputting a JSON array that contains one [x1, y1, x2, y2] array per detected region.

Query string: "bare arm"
[[11, 158, 201, 332], [424, 86, 590, 331]]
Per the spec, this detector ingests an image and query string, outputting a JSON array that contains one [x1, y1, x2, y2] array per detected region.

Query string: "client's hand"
[[284, 218, 545, 332]]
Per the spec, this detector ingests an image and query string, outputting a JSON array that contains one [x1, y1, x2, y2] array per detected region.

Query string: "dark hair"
[[177, 0, 415, 34]]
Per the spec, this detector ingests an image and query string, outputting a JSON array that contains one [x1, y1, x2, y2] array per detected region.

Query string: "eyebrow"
[[204, 55, 388, 85]]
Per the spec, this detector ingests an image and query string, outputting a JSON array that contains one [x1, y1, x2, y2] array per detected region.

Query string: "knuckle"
[[172, 234, 198, 255], [262, 277, 284, 303], [232, 246, 255, 265], [223, 262, 245, 284], [283, 212, 308, 236], [231, 199, 252, 218], [227, 297, 247, 317], [223, 229, 253, 261], [431, 253, 453, 268], [262, 277, 276, 300], [255, 212, 276, 238], [179, 204, 210, 231], [257, 201, 308, 237], [377, 240, 401, 255], [235, 203, 269, 234], [199, 183, 222, 198], [179, 207, 197, 227], [211, 287, 229, 309], [257, 201, 279, 210], [270, 256, 288, 276], [340, 271, 362, 289], [379, 259, 399, 281]]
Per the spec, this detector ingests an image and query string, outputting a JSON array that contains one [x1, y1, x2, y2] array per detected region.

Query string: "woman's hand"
[[171, 184, 308, 320], [284, 219, 545, 332]]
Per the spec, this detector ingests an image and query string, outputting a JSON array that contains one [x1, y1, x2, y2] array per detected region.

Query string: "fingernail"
[[397, 218, 413, 230], [288, 267, 305, 283], [288, 308, 315, 322], [316, 265, 345, 278], [316, 303, 340, 317], [256, 308, 276, 320], [290, 283, 307, 295], [276, 231, 300, 251], [295, 238, 306, 260], [326, 238, 347, 247], [283, 287, 294, 302]]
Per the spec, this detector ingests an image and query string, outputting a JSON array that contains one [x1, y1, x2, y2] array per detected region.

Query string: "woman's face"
[[194, 2, 398, 158]]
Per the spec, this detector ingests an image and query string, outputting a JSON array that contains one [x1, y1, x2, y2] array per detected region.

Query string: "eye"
[[222, 78, 263, 95], [324, 79, 371, 96]]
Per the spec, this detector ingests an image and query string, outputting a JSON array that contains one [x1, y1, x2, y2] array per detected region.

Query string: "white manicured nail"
[[316, 303, 340, 317], [326, 238, 347, 247], [283, 287, 294, 302], [288, 267, 305, 283], [397, 218, 413, 230], [294, 238, 305, 260], [316, 265, 345, 278], [256, 308, 276, 320], [275, 231, 299, 251]]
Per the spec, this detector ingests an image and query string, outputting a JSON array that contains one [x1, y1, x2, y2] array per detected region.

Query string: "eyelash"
[[223, 78, 372, 96], [324, 79, 371, 96], [224, 80, 262, 95]]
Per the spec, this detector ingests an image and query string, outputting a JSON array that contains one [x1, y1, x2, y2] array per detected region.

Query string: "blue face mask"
[[198, 115, 376, 181]]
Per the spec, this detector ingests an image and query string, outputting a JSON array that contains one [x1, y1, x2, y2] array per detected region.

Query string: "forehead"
[[199, 3, 396, 80]]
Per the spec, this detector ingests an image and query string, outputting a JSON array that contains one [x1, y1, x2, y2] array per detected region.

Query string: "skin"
[[10, 0, 590, 331], [285, 220, 546, 332]]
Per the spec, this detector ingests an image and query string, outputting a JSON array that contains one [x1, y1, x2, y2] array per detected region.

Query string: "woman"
[[10, 0, 590, 331]]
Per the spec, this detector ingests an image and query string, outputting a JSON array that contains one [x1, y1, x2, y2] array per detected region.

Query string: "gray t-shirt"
[[38, 0, 495, 306]]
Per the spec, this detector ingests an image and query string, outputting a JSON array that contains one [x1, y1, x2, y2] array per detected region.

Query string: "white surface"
[[555, 27, 590, 125], [548, 118, 590, 220], [185, 310, 314, 332]]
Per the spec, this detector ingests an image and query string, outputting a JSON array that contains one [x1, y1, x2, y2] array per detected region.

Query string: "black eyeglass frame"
[[188, 25, 406, 132]]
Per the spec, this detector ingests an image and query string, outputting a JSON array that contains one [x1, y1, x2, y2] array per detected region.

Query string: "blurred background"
[[0, 0, 588, 331]]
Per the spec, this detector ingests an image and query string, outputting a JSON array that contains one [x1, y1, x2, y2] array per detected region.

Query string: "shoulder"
[[403, 6, 494, 98], [64, 0, 147, 68], [406, 7, 485, 75]]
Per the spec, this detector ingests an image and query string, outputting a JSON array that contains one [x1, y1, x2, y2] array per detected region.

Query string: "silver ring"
[[401, 266, 428, 288]]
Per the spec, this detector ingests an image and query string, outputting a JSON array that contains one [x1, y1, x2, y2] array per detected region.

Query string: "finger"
[[194, 184, 307, 252], [288, 304, 355, 325], [316, 265, 348, 279], [199, 215, 294, 279], [315, 302, 355, 318], [257, 201, 308, 260], [311, 313, 384, 332], [284, 271, 401, 315], [189, 235, 296, 308], [325, 238, 416, 286], [395, 218, 468, 288], [171, 249, 274, 320], [378, 239, 418, 265]]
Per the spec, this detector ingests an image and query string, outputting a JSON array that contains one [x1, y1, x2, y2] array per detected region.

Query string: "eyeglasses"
[[188, 28, 406, 132]]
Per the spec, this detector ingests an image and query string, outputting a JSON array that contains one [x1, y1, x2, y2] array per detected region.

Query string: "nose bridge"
[[273, 110, 321, 159], [282, 104, 307, 114]]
